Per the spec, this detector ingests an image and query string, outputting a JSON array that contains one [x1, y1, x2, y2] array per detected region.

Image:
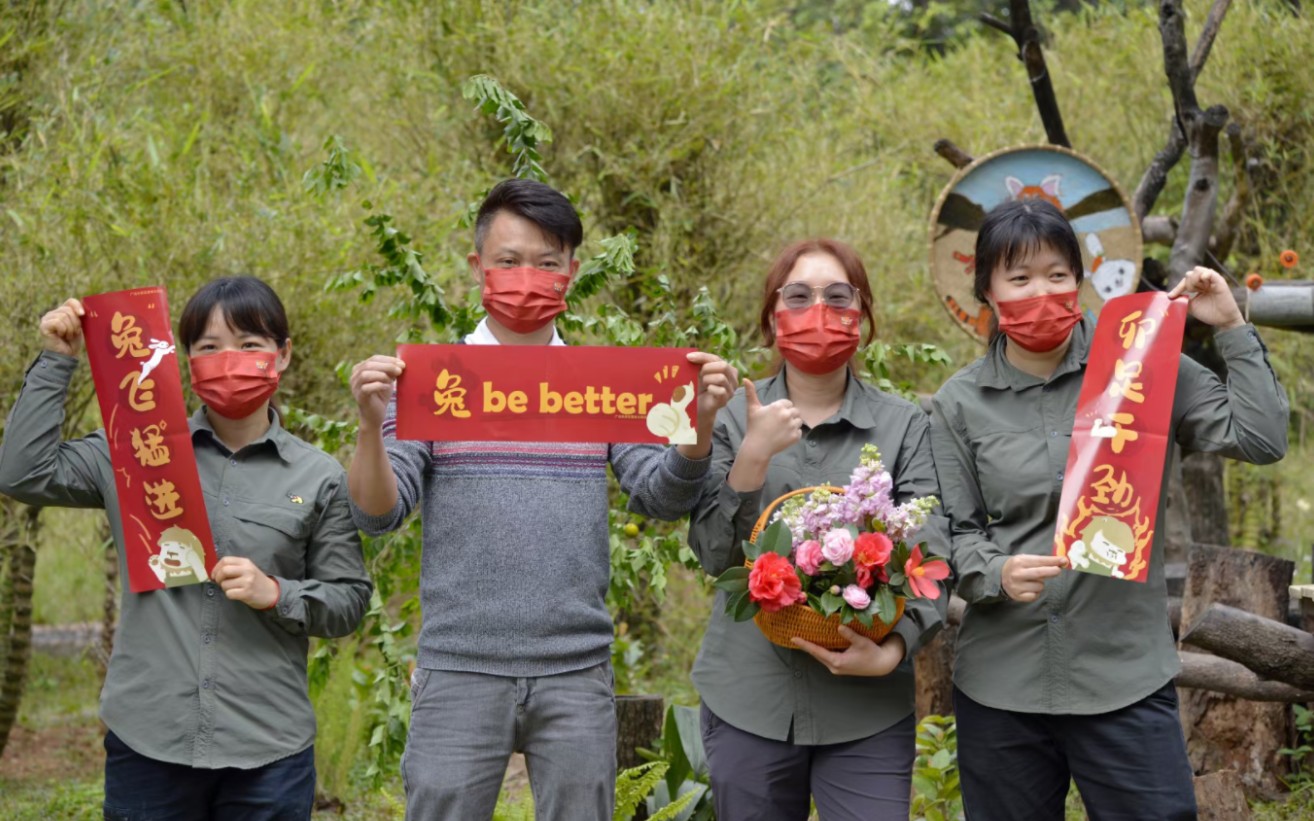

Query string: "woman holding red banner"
[[930, 199, 1289, 820], [688, 238, 949, 820], [0, 276, 371, 820]]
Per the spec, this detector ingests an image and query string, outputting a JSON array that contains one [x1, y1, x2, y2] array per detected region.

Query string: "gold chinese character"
[[1091, 413, 1139, 453], [432, 369, 472, 419], [1107, 359, 1146, 403], [144, 479, 183, 520], [111, 312, 151, 359], [120, 372, 157, 412], [1117, 311, 1158, 351], [1088, 464, 1135, 507], [130, 423, 171, 467]]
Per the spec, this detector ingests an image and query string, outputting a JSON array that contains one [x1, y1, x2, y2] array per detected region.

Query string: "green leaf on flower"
[[714, 567, 751, 592], [731, 590, 760, 622], [843, 524, 859, 539], [807, 593, 824, 611], [855, 608, 875, 629], [820, 591, 844, 617], [757, 520, 794, 558], [723, 588, 748, 618], [742, 537, 762, 561], [873, 586, 896, 625], [887, 572, 906, 588]]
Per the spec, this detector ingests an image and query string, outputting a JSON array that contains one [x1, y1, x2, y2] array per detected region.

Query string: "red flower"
[[748, 552, 807, 613], [1280, 249, 1299, 269], [854, 532, 893, 569], [904, 546, 950, 600]]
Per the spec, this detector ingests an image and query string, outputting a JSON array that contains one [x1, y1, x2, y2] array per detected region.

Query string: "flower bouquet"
[[715, 444, 950, 650]]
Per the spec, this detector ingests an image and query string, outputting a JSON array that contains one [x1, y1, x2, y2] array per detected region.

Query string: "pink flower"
[[822, 529, 854, 566], [856, 564, 873, 588], [853, 532, 893, 569], [842, 584, 871, 610], [748, 552, 807, 612], [794, 539, 823, 576], [904, 545, 950, 600]]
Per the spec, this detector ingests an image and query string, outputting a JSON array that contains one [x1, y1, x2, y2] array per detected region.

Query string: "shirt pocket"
[[968, 423, 1053, 514], [228, 501, 312, 579]]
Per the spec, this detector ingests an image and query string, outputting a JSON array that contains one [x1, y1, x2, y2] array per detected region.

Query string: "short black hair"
[[474, 179, 583, 257], [178, 276, 290, 353], [972, 199, 1085, 304]]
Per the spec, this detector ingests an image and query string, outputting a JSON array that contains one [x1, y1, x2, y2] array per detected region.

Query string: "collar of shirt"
[[189, 406, 291, 461], [464, 317, 566, 347], [756, 365, 880, 430], [976, 316, 1093, 392]]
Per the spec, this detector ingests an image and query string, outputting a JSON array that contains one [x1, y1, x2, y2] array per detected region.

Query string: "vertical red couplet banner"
[[1053, 292, 1187, 583], [82, 287, 218, 593], [394, 345, 700, 444]]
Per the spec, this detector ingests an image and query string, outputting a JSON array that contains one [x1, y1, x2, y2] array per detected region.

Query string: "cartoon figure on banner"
[[148, 526, 210, 587], [1057, 465, 1155, 581], [138, 339, 176, 384], [1005, 174, 1063, 209], [645, 382, 696, 445], [1067, 516, 1135, 579]]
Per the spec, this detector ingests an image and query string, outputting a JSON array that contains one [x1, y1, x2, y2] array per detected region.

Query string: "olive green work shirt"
[[929, 319, 1288, 715], [0, 352, 372, 768], [688, 370, 949, 745]]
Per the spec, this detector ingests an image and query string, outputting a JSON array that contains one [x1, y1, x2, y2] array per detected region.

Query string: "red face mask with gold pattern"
[[482, 266, 571, 334], [189, 350, 280, 419], [774, 303, 862, 375], [994, 291, 1082, 353]]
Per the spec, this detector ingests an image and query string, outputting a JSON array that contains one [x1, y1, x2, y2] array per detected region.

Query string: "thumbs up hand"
[[742, 379, 803, 461]]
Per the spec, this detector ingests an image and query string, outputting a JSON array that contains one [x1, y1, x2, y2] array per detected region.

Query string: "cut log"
[[1192, 769, 1252, 821], [1177, 652, 1314, 702], [1181, 603, 1314, 691], [615, 695, 664, 773], [1178, 543, 1293, 798]]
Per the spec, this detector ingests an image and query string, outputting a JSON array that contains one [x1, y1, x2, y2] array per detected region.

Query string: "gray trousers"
[[701, 703, 915, 821], [402, 664, 616, 821]]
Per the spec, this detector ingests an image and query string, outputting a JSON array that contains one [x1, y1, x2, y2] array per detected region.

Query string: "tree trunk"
[[1181, 454, 1230, 547], [1177, 651, 1314, 702], [0, 504, 41, 758], [1178, 544, 1293, 797], [615, 694, 664, 773], [1192, 769, 1253, 821], [1181, 604, 1314, 690], [915, 624, 957, 719]]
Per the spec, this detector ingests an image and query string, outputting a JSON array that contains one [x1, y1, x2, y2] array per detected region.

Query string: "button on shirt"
[[688, 370, 949, 745], [929, 320, 1288, 715], [0, 352, 372, 768]]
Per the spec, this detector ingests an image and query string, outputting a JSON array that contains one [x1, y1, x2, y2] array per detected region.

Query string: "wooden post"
[[1178, 544, 1293, 797]]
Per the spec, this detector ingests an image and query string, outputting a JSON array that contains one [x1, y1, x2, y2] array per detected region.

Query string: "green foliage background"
[[3, 0, 1314, 813]]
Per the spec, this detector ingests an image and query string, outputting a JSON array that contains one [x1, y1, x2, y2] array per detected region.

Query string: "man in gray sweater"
[[347, 179, 737, 821]]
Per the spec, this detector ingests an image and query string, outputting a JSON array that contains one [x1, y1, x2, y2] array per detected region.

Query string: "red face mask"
[[994, 291, 1082, 353], [189, 350, 281, 419], [774, 303, 862, 375], [482, 267, 571, 335]]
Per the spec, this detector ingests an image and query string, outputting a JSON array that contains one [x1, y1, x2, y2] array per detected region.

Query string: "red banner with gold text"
[[395, 345, 699, 444], [83, 288, 218, 593], [1053, 292, 1187, 583]]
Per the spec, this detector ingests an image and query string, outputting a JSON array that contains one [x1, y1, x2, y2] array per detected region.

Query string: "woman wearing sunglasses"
[[688, 239, 948, 820]]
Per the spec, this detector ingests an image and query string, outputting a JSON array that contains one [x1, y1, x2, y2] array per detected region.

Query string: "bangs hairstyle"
[[758, 238, 877, 348], [474, 178, 584, 257], [178, 276, 290, 353], [972, 198, 1085, 303]]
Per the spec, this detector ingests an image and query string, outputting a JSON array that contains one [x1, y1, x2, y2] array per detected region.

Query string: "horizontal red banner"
[[83, 287, 218, 593], [395, 345, 700, 444]]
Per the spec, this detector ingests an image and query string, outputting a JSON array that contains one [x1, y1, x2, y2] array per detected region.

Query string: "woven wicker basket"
[[748, 486, 905, 651]]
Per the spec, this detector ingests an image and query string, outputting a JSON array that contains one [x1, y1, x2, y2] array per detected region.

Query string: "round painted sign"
[[928, 144, 1143, 343]]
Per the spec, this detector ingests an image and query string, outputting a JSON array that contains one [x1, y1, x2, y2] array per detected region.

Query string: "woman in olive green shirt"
[[689, 238, 948, 821], [929, 200, 1288, 820], [0, 277, 372, 820]]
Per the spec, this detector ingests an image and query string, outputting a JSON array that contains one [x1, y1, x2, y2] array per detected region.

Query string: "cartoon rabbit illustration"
[[1085, 233, 1136, 300]]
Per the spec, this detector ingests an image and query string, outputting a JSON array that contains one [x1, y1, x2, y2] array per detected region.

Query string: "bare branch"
[[1160, 0, 1199, 118], [1190, 0, 1234, 81], [1212, 123, 1250, 261], [1142, 215, 1179, 246], [1133, 119, 1187, 222], [1167, 104, 1230, 282], [977, 12, 1013, 38], [978, 0, 1071, 148], [933, 139, 974, 170]]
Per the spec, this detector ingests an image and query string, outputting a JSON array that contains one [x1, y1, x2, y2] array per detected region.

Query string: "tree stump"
[[915, 624, 957, 719], [615, 694, 664, 772], [1178, 544, 1293, 797], [1192, 770, 1252, 820]]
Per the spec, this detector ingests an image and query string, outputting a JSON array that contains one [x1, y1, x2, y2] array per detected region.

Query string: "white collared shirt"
[[464, 318, 566, 347]]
